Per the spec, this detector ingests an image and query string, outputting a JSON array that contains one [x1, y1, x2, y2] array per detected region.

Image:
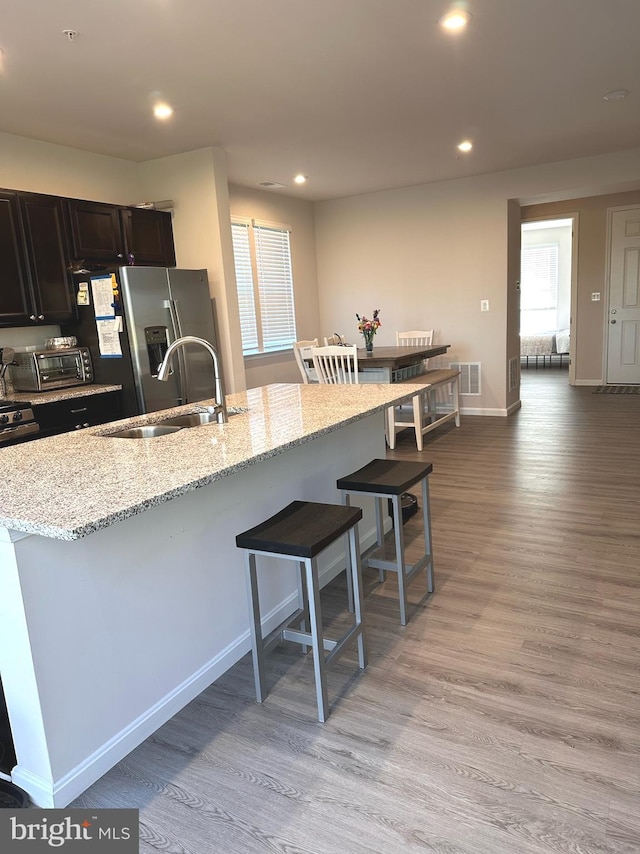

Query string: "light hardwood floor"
[[73, 369, 640, 854]]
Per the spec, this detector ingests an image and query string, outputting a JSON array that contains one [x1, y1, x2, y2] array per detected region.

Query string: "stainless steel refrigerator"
[[64, 267, 221, 417]]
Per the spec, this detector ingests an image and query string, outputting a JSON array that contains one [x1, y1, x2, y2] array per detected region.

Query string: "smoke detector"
[[62, 29, 79, 41], [603, 89, 629, 101]]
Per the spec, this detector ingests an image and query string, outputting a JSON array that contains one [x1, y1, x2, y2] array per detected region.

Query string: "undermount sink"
[[103, 425, 183, 439], [157, 412, 220, 428], [98, 406, 247, 439]]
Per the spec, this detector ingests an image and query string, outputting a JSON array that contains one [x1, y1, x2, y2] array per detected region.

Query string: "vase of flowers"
[[356, 309, 381, 353]]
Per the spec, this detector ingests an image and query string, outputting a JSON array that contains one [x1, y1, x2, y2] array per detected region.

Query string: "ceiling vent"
[[258, 181, 286, 189]]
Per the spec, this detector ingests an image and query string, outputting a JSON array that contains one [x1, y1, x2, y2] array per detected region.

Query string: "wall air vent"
[[508, 356, 520, 392], [257, 181, 286, 189], [449, 362, 481, 395]]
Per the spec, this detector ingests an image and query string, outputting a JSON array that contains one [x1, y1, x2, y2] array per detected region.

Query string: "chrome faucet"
[[157, 336, 228, 424]]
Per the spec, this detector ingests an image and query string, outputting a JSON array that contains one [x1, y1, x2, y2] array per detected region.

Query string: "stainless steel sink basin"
[[102, 425, 183, 439], [157, 412, 220, 428]]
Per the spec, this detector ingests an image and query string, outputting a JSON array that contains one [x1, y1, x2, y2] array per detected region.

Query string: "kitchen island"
[[0, 381, 428, 807]]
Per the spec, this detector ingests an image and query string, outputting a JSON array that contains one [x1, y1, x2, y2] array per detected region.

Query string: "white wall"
[[314, 180, 508, 413], [229, 185, 319, 389], [0, 131, 139, 203], [313, 146, 640, 412], [139, 148, 246, 393]]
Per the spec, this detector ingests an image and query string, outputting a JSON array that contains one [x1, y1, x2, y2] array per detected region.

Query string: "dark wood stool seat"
[[337, 459, 435, 625], [236, 500, 367, 722]]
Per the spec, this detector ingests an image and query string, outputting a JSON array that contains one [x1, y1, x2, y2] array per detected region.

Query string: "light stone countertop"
[[6, 384, 122, 406], [0, 382, 429, 541]]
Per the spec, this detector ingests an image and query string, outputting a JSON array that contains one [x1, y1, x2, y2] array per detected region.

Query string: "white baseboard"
[[460, 406, 510, 417], [573, 379, 602, 386]]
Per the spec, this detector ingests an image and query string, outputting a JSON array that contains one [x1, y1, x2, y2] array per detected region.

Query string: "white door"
[[606, 207, 640, 384]]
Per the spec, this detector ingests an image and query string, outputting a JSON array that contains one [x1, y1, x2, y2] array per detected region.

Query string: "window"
[[231, 218, 297, 355], [520, 243, 558, 334]]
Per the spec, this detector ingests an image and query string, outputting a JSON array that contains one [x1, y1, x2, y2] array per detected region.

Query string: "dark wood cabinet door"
[[121, 208, 176, 266], [20, 193, 75, 324], [33, 390, 124, 437], [67, 199, 125, 263], [0, 191, 34, 326]]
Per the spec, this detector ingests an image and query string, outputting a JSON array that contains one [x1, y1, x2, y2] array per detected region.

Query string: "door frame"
[[604, 204, 640, 384], [520, 212, 578, 385]]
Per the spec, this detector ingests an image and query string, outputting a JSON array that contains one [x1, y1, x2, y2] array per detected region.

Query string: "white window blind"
[[231, 222, 259, 354], [231, 219, 297, 356], [520, 243, 558, 333]]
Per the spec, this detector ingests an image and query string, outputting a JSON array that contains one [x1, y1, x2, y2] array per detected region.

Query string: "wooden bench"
[[386, 368, 461, 451]]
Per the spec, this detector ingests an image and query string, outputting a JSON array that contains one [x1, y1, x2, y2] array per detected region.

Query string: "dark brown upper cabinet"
[[20, 193, 76, 323], [0, 191, 32, 325], [121, 207, 176, 267], [67, 199, 175, 267], [0, 191, 75, 327], [67, 199, 126, 264]]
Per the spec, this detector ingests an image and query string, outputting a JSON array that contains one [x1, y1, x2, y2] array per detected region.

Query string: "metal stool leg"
[[422, 476, 435, 593], [348, 524, 367, 670], [296, 560, 310, 653], [374, 496, 386, 582], [341, 490, 355, 613], [244, 551, 267, 702], [304, 556, 330, 722], [390, 494, 408, 625]]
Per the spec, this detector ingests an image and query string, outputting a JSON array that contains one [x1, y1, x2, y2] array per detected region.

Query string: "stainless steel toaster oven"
[[10, 347, 94, 392]]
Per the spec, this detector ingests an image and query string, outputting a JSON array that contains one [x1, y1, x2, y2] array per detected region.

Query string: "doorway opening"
[[520, 217, 575, 382]]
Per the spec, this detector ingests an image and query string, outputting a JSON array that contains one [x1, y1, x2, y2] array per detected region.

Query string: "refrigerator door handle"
[[167, 298, 190, 404]]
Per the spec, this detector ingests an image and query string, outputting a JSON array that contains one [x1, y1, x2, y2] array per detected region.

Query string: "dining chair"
[[388, 329, 435, 449], [323, 333, 346, 346], [312, 345, 359, 384], [293, 339, 319, 383], [396, 330, 434, 349], [388, 329, 460, 450]]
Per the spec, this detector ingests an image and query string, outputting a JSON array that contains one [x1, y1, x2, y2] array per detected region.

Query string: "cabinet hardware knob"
[[30, 315, 36, 321], [38, 315, 45, 321]]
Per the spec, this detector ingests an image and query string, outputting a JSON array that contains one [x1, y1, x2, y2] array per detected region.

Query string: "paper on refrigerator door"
[[91, 276, 116, 319], [91, 275, 122, 356], [96, 318, 123, 357]]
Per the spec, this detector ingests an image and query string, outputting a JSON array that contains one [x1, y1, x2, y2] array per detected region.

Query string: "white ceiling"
[[2, 0, 639, 201]]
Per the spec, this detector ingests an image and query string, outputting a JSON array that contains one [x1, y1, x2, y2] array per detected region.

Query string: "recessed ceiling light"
[[293, 174, 307, 185], [153, 103, 174, 120], [457, 140, 473, 153], [603, 89, 629, 102], [440, 9, 472, 31]]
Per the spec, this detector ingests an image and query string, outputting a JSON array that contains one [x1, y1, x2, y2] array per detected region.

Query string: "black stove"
[[0, 399, 40, 444]]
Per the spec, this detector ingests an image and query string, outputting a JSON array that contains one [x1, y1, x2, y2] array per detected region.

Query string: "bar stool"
[[337, 459, 434, 626], [236, 500, 367, 722]]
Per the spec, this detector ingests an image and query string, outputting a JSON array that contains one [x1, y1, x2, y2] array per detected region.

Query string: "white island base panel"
[[0, 413, 386, 807]]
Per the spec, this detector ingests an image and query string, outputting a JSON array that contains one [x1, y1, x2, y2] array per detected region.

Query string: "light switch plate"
[[480, 300, 489, 311]]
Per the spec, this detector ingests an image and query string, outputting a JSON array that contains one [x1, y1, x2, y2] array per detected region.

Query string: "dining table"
[[356, 343, 451, 383]]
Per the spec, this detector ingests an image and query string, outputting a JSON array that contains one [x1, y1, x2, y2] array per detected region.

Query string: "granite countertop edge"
[[0, 383, 427, 541]]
